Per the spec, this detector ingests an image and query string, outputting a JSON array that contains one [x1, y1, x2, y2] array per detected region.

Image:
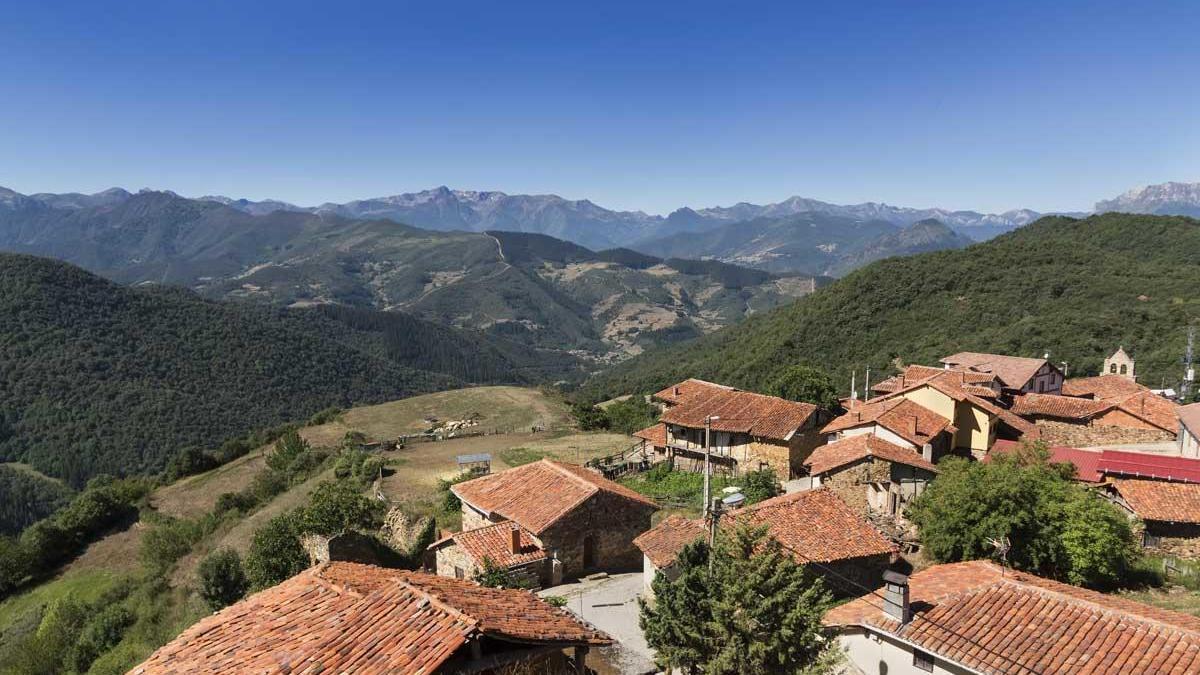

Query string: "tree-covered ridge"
[[0, 254, 572, 485], [583, 213, 1200, 400], [0, 465, 73, 535]]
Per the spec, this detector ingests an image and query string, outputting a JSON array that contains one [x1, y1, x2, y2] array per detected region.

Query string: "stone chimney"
[[674, 385, 681, 397], [921, 443, 933, 462], [908, 415, 918, 438], [510, 526, 522, 554], [883, 570, 911, 624]]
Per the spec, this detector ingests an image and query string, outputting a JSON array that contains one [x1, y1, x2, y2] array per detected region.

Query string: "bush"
[[570, 402, 610, 431], [198, 549, 249, 611], [163, 446, 219, 482], [604, 395, 659, 435], [738, 469, 781, 505], [307, 407, 343, 426], [437, 470, 485, 513], [69, 605, 134, 673], [298, 481, 383, 537], [140, 517, 203, 573], [245, 512, 308, 591], [266, 431, 310, 472]]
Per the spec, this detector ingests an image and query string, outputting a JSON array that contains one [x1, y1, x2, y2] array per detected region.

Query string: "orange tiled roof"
[[452, 459, 657, 534], [873, 365, 1001, 396], [873, 373, 1041, 438], [804, 434, 938, 476], [1062, 374, 1148, 399], [1010, 392, 1109, 420], [652, 378, 735, 406], [131, 563, 610, 675], [821, 397, 953, 447], [659, 387, 819, 442], [633, 514, 707, 568], [1112, 478, 1200, 524], [433, 520, 548, 569], [826, 560, 1200, 674], [633, 422, 667, 446], [1106, 390, 1179, 433], [939, 351, 1055, 389]]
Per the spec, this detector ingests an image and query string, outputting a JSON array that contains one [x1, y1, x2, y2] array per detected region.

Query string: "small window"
[[1110, 363, 1118, 374], [1120, 364, 1128, 375], [454, 567, 465, 579], [913, 648, 935, 672]]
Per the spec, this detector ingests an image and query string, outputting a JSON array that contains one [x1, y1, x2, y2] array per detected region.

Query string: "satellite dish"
[[722, 492, 746, 508], [722, 486, 742, 494]]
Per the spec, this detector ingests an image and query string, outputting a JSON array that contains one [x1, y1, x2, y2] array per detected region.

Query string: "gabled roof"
[[1180, 402, 1200, 436], [631, 489, 894, 570], [826, 560, 1200, 674], [131, 563, 610, 675], [452, 459, 657, 534], [633, 514, 707, 568], [1112, 478, 1200, 524], [820, 397, 954, 447], [986, 439, 1105, 483], [939, 351, 1055, 389], [659, 387, 819, 442], [429, 520, 547, 569], [652, 378, 735, 406], [1102, 390, 1179, 433], [873, 365, 1001, 397], [1097, 450, 1200, 484], [1061, 374, 1148, 399], [632, 422, 667, 446], [877, 373, 1040, 438], [1010, 392, 1109, 420], [804, 434, 938, 476]]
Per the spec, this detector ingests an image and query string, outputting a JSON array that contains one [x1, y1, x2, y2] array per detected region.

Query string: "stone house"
[[1180, 403, 1200, 458], [872, 364, 1004, 400], [428, 520, 554, 588], [939, 351, 1065, 396], [634, 488, 896, 597], [651, 377, 735, 408], [826, 560, 1200, 675], [131, 562, 612, 675], [450, 459, 658, 580], [1109, 478, 1200, 558], [1011, 389, 1179, 445], [653, 383, 831, 480], [803, 434, 938, 520], [820, 397, 956, 460]]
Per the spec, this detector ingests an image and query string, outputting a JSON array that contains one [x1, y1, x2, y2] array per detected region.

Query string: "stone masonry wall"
[[1145, 522, 1200, 560], [1034, 420, 1174, 447], [821, 460, 891, 516], [460, 502, 498, 531], [541, 491, 655, 580]]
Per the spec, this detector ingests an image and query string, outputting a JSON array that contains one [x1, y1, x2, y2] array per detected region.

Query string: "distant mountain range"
[[0, 190, 817, 360], [1095, 182, 1200, 218]]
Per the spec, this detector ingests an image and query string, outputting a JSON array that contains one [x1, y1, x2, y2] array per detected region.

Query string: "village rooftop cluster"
[[133, 348, 1200, 674]]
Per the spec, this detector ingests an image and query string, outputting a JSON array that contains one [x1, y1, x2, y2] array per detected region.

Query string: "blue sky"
[[1, 0, 1197, 214]]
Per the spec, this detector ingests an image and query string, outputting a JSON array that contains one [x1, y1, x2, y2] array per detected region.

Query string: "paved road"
[[541, 572, 658, 675]]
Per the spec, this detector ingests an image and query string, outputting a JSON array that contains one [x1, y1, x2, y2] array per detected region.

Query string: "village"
[[131, 347, 1200, 675]]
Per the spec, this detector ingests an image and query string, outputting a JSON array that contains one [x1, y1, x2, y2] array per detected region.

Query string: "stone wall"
[[1034, 419, 1174, 446], [1145, 522, 1200, 560], [435, 543, 475, 579], [541, 491, 656, 580], [814, 554, 891, 598], [460, 502, 497, 531], [820, 460, 890, 516]]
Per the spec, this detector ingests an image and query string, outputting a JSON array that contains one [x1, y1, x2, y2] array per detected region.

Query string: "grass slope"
[[583, 213, 1200, 399]]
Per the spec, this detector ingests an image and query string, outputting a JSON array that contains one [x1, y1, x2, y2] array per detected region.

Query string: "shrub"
[[163, 446, 219, 481], [140, 517, 202, 573], [738, 469, 781, 505], [198, 549, 249, 611], [266, 431, 309, 472], [245, 512, 308, 590], [437, 469, 485, 513], [603, 395, 659, 435], [570, 402, 610, 431], [298, 481, 383, 536], [69, 605, 134, 673]]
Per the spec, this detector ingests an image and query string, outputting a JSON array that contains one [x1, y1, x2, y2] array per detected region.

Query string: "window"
[[454, 566, 465, 579], [1111, 363, 1118, 374], [913, 648, 935, 672], [1120, 364, 1128, 375]]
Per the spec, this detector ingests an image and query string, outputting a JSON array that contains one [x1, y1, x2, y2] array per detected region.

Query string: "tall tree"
[[768, 365, 839, 409]]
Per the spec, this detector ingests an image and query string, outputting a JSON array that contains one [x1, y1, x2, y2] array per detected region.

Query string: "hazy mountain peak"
[[1095, 181, 1200, 217]]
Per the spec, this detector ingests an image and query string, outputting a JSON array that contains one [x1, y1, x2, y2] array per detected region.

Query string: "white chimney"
[[922, 444, 933, 462], [883, 570, 911, 624]]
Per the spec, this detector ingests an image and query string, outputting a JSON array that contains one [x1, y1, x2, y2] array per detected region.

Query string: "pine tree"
[[639, 539, 713, 671]]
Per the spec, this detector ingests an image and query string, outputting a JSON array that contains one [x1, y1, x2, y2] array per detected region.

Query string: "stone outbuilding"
[[1017, 381, 1179, 445], [803, 434, 938, 520], [1110, 478, 1200, 558], [428, 520, 554, 588], [634, 488, 896, 597], [450, 459, 658, 580]]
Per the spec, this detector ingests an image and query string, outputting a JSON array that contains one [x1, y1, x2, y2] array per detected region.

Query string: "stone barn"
[[803, 433, 938, 521], [428, 521, 555, 588], [1110, 478, 1200, 558], [451, 459, 658, 580]]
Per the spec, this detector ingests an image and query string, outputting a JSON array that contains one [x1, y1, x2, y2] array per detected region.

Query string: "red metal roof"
[[987, 439, 1105, 483], [1096, 450, 1200, 484]]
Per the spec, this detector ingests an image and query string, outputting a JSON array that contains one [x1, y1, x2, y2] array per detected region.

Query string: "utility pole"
[[1183, 326, 1196, 402], [703, 416, 719, 521], [864, 366, 871, 398]]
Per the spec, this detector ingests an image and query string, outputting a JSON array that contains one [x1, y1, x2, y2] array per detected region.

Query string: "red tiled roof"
[[633, 515, 707, 568], [131, 563, 610, 675], [804, 434, 938, 476], [631, 489, 894, 569], [866, 373, 1039, 439], [433, 520, 547, 569], [652, 378, 735, 406], [1105, 390, 1179, 433], [986, 439, 1105, 483], [1010, 392, 1109, 420], [826, 560, 1200, 675], [874, 365, 1000, 396], [939, 351, 1055, 389], [821, 397, 953, 447], [659, 387, 819, 442], [1180, 402, 1200, 436], [452, 459, 657, 534], [1112, 479, 1200, 524], [1097, 450, 1200, 484], [633, 422, 667, 446], [1062, 374, 1148, 399]]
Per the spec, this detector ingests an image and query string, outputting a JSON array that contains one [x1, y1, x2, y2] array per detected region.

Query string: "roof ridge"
[[541, 459, 602, 494], [393, 575, 483, 634]]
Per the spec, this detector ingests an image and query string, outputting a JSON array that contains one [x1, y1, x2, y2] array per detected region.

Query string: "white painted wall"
[[839, 628, 975, 675], [839, 424, 918, 450], [1181, 425, 1200, 459]]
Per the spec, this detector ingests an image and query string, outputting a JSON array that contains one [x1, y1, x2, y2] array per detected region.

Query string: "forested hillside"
[[582, 213, 1200, 400], [0, 254, 578, 485], [0, 464, 73, 535]]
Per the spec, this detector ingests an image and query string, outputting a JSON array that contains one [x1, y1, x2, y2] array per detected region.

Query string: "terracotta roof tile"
[[1011, 393, 1109, 420], [1106, 391, 1179, 433], [659, 387, 819, 442], [433, 520, 548, 569], [452, 459, 657, 534], [821, 397, 953, 447], [1062, 375, 1148, 399], [874, 365, 1001, 396], [940, 352, 1056, 390], [652, 378, 735, 406], [804, 434, 938, 476], [633, 515, 707, 568], [633, 422, 667, 446], [826, 560, 1200, 675], [1113, 479, 1200, 523], [132, 563, 609, 675]]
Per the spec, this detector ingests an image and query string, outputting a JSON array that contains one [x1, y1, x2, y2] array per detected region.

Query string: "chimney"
[[908, 415, 918, 438], [674, 385, 681, 397], [922, 443, 933, 462], [883, 570, 911, 624], [510, 526, 521, 554]]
